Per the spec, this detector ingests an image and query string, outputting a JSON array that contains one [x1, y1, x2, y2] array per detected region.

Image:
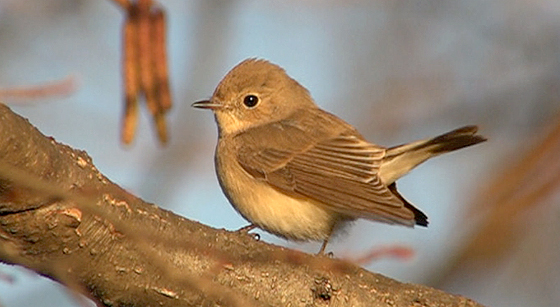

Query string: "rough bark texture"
[[0, 103, 484, 306]]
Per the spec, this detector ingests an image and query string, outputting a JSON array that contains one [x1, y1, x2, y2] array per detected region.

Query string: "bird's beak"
[[191, 100, 223, 110]]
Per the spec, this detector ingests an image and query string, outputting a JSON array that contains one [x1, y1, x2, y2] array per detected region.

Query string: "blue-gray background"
[[0, 1, 559, 306]]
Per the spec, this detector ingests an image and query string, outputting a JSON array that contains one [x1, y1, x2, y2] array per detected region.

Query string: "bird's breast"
[[215, 139, 342, 241]]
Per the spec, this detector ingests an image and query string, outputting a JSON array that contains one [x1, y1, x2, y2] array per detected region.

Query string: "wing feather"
[[284, 168, 415, 225], [235, 108, 417, 226], [302, 135, 384, 181]]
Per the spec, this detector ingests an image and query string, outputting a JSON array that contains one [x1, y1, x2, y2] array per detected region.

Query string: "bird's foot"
[[235, 224, 259, 240]]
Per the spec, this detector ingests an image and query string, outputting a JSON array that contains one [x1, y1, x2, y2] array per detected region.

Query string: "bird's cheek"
[[217, 112, 247, 135]]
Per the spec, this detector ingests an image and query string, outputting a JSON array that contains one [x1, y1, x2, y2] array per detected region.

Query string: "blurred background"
[[0, 0, 559, 306]]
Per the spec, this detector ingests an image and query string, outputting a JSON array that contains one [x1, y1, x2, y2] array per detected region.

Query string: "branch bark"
[[0, 103, 484, 307]]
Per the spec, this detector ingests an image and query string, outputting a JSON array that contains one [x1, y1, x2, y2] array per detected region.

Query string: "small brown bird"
[[193, 59, 486, 253]]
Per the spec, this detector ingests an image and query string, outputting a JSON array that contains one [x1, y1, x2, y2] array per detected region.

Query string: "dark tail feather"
[[412, 125, 487, 154], [379, 125, 486, 184]]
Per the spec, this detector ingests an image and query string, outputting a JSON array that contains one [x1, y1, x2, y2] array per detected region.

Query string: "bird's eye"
[[243, 95, 259, 108]]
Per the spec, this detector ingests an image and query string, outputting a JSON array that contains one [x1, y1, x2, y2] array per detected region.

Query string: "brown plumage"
[[193, 58, 486, 253]]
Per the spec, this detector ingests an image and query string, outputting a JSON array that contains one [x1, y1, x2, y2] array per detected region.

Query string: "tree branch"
[[0, 103, 484, 306]]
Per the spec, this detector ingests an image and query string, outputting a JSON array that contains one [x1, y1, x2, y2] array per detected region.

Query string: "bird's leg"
[[317, 224, 336, 255], [318, 238, 330, 255], [236, 224, 257, 233]]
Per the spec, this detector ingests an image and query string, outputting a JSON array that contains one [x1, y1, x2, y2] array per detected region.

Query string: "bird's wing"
[[235, 109, 417, 226]]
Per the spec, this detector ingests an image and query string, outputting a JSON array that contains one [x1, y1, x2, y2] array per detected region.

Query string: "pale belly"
[[215, 143, 345, 241]]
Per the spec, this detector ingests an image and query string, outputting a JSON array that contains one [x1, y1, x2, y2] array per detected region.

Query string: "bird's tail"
[[378, 125, 486, 185]]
